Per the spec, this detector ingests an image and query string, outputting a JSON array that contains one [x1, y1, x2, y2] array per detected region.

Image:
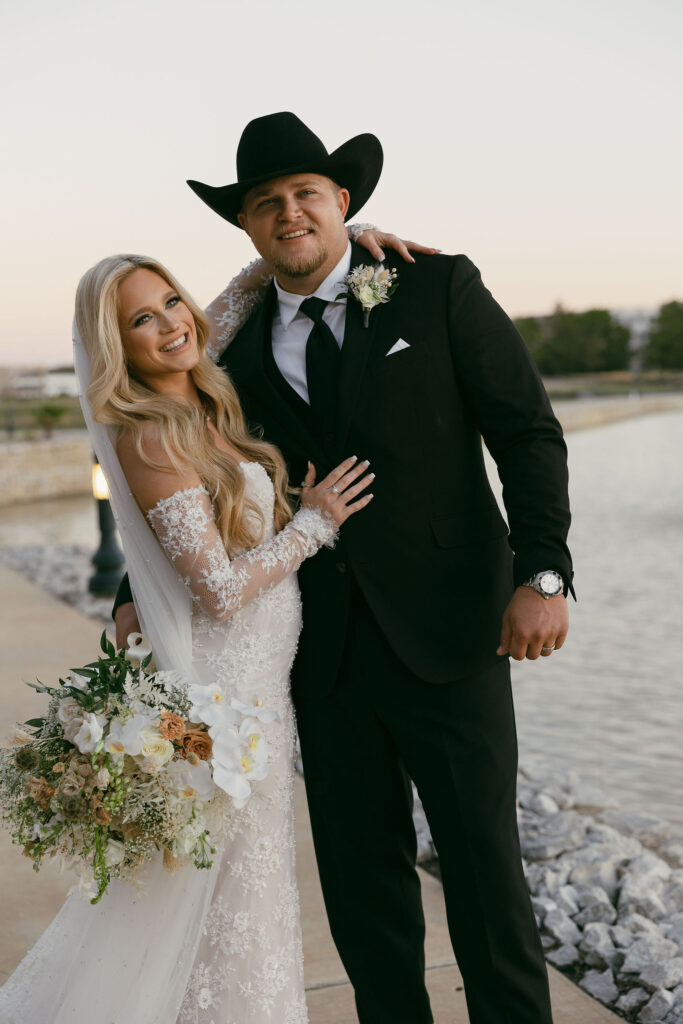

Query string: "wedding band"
[[300, 482, 310, 488], [330, 485, 340, 494], [542, 645, 556, 652]]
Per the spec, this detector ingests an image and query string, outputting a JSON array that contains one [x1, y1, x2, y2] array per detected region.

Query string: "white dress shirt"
[[272, 243, 352, 404]]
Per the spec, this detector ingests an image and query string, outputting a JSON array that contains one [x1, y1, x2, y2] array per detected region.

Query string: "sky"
[[1, 0, 681, 366]]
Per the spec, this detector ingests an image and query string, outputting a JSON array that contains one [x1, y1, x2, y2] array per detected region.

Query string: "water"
[[2, 413, 682, 828], [502, 412, 683, 829]]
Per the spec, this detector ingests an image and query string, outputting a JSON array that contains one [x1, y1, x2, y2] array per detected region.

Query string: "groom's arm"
[[112, 575, 140, 649], [447, 255, 573, 658]]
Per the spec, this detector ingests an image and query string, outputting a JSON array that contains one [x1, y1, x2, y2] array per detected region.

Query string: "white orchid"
[[105, 712, 157, 757], [210, 718, 270, 809], [230, 696, 279, 724], [166, 758, 215, 803], [189, 683, 239, 729]]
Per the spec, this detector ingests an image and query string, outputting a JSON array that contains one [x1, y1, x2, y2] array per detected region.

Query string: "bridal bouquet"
[[0, 633, 275, 903]]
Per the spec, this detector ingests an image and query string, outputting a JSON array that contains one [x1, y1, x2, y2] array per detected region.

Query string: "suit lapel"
[[221, 284, 327, 465], [335, 242, 384, 452]]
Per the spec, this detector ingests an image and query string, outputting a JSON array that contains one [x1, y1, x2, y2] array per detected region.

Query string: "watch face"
[[540, 572, 562, 595]]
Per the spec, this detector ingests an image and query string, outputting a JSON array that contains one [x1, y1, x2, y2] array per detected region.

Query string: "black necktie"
[[300, 296, 340, 430]]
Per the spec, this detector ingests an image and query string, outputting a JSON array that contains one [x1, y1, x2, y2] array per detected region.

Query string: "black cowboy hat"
[[187, 112, 383, 228]]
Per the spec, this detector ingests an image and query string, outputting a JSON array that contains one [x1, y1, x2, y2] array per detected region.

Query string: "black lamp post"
[[89, 459, 125, 595]]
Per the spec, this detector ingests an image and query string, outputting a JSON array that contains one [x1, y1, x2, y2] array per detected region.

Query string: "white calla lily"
[[124, 633, 153, 663]]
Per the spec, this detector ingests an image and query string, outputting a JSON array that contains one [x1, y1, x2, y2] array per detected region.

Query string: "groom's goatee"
[[270, 246, 328, 279]]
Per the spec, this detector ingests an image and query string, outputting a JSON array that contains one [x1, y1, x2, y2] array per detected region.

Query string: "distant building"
[[0, 365, 78, 399]]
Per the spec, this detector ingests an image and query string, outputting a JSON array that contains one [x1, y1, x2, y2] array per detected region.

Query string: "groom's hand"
[[497, 587, 569, 661], [115, 601, 141, 651]]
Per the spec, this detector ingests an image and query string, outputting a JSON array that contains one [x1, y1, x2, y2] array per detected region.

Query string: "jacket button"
[[336, 561, 347, 574]]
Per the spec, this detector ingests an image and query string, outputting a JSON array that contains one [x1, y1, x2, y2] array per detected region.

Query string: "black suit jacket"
[[218, 243, 573, 698]]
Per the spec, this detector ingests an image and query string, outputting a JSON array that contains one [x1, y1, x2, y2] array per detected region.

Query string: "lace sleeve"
[[146, 485, 337, 620], [204, 259, 273, 362]]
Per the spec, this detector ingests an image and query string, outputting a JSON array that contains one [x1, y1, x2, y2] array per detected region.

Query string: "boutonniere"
[[336, 264, 398, 328]]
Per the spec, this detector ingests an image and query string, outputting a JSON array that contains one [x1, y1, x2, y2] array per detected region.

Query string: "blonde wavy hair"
[[75, 254, 292, 554]]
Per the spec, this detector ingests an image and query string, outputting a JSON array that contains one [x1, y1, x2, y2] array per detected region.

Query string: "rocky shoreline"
[[5, 543, 683, 1022], [416, 763, 683, 1023]]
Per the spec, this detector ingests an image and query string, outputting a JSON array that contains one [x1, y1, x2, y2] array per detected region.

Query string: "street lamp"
[[89, 458, 125, 595]]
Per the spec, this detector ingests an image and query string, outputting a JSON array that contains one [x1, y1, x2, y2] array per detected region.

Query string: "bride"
[[0, 227, 421, 1024]]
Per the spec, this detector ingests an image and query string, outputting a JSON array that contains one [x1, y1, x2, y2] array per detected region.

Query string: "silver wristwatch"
[[522, 570, 564, 599]]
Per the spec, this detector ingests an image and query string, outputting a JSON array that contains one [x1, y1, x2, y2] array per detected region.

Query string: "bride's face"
[[117, 268, 199, 387]]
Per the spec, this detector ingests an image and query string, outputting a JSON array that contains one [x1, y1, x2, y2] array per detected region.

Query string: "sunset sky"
[[1, 0, 681, 366]]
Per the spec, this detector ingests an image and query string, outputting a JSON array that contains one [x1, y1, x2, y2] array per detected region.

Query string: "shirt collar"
[[274, 242, 352, 330]]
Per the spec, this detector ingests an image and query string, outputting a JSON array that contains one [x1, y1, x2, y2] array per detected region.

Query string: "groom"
[[116, 113, 573, 1023]]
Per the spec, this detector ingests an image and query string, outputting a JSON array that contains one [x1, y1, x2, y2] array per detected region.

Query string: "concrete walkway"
[[0, 565, 620, 1021]]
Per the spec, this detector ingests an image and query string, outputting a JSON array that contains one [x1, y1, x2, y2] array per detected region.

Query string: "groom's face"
[[238, 173, 350, 291]]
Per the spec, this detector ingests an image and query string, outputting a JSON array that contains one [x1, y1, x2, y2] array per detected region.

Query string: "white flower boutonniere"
[[336, 264, 398, 328]]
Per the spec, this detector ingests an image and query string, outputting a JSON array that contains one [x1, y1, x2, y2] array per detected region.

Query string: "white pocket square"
[[386, 339, 410, 356]]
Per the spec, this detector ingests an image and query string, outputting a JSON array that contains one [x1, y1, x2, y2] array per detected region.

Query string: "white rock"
[[666, 918, 683, 949], [544, 908, 582, 946], [626, 852, 673, 882], [639, 959, 683, 993], [520, 811, 588, 861], [610, 924, 637, 948], [580, 922, 618, 968], [531, 896, 557, 923], [619, 913, 667, 938], [569, 856, 622, 902], [615, 987, 650, 1013], [664, 882, 683, 914], [547, 943, 579, 967], [555, 885, 580, 916], [619, 874, 668, 920], [660, 842, 683, 869], [638, 988, 674, 1021], [621, 937, 679, 974], [601, 810, 672, 850], [573, 884, 617, 927], [524, 863, 563, 896], [579, 968, 619, 1004], [528, 792, 561, 815]]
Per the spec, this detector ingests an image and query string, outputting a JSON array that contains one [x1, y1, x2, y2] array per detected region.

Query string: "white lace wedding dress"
[[0, 264, 336, 1024]]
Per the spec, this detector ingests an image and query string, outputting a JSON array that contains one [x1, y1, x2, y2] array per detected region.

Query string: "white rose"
[[357, 284, 377, 309], [137, 728, 174, 773], [57, 697, 83, 727], [73, 712, 105, 755]]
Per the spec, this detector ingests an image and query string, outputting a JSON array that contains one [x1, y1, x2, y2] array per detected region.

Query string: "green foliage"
[[515, 306, 631, 375], [33, 403, 66, 438], [645, 301, 683, 370]]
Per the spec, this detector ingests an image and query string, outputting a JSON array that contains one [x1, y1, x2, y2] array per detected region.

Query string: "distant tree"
[[515, 306, 630, 375], [34, 403, 66, 438], [645, 301, 683, 369]]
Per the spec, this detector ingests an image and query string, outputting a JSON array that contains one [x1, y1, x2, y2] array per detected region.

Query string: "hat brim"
[[187, 133, 383, 228]]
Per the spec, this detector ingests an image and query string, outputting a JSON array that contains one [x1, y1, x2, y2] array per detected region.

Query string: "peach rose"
[[182, 729, 212, 761], [159, 711, 186, 743]]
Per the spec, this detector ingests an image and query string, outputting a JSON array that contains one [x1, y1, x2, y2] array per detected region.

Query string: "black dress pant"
[[295, 590, 553, 1024]]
